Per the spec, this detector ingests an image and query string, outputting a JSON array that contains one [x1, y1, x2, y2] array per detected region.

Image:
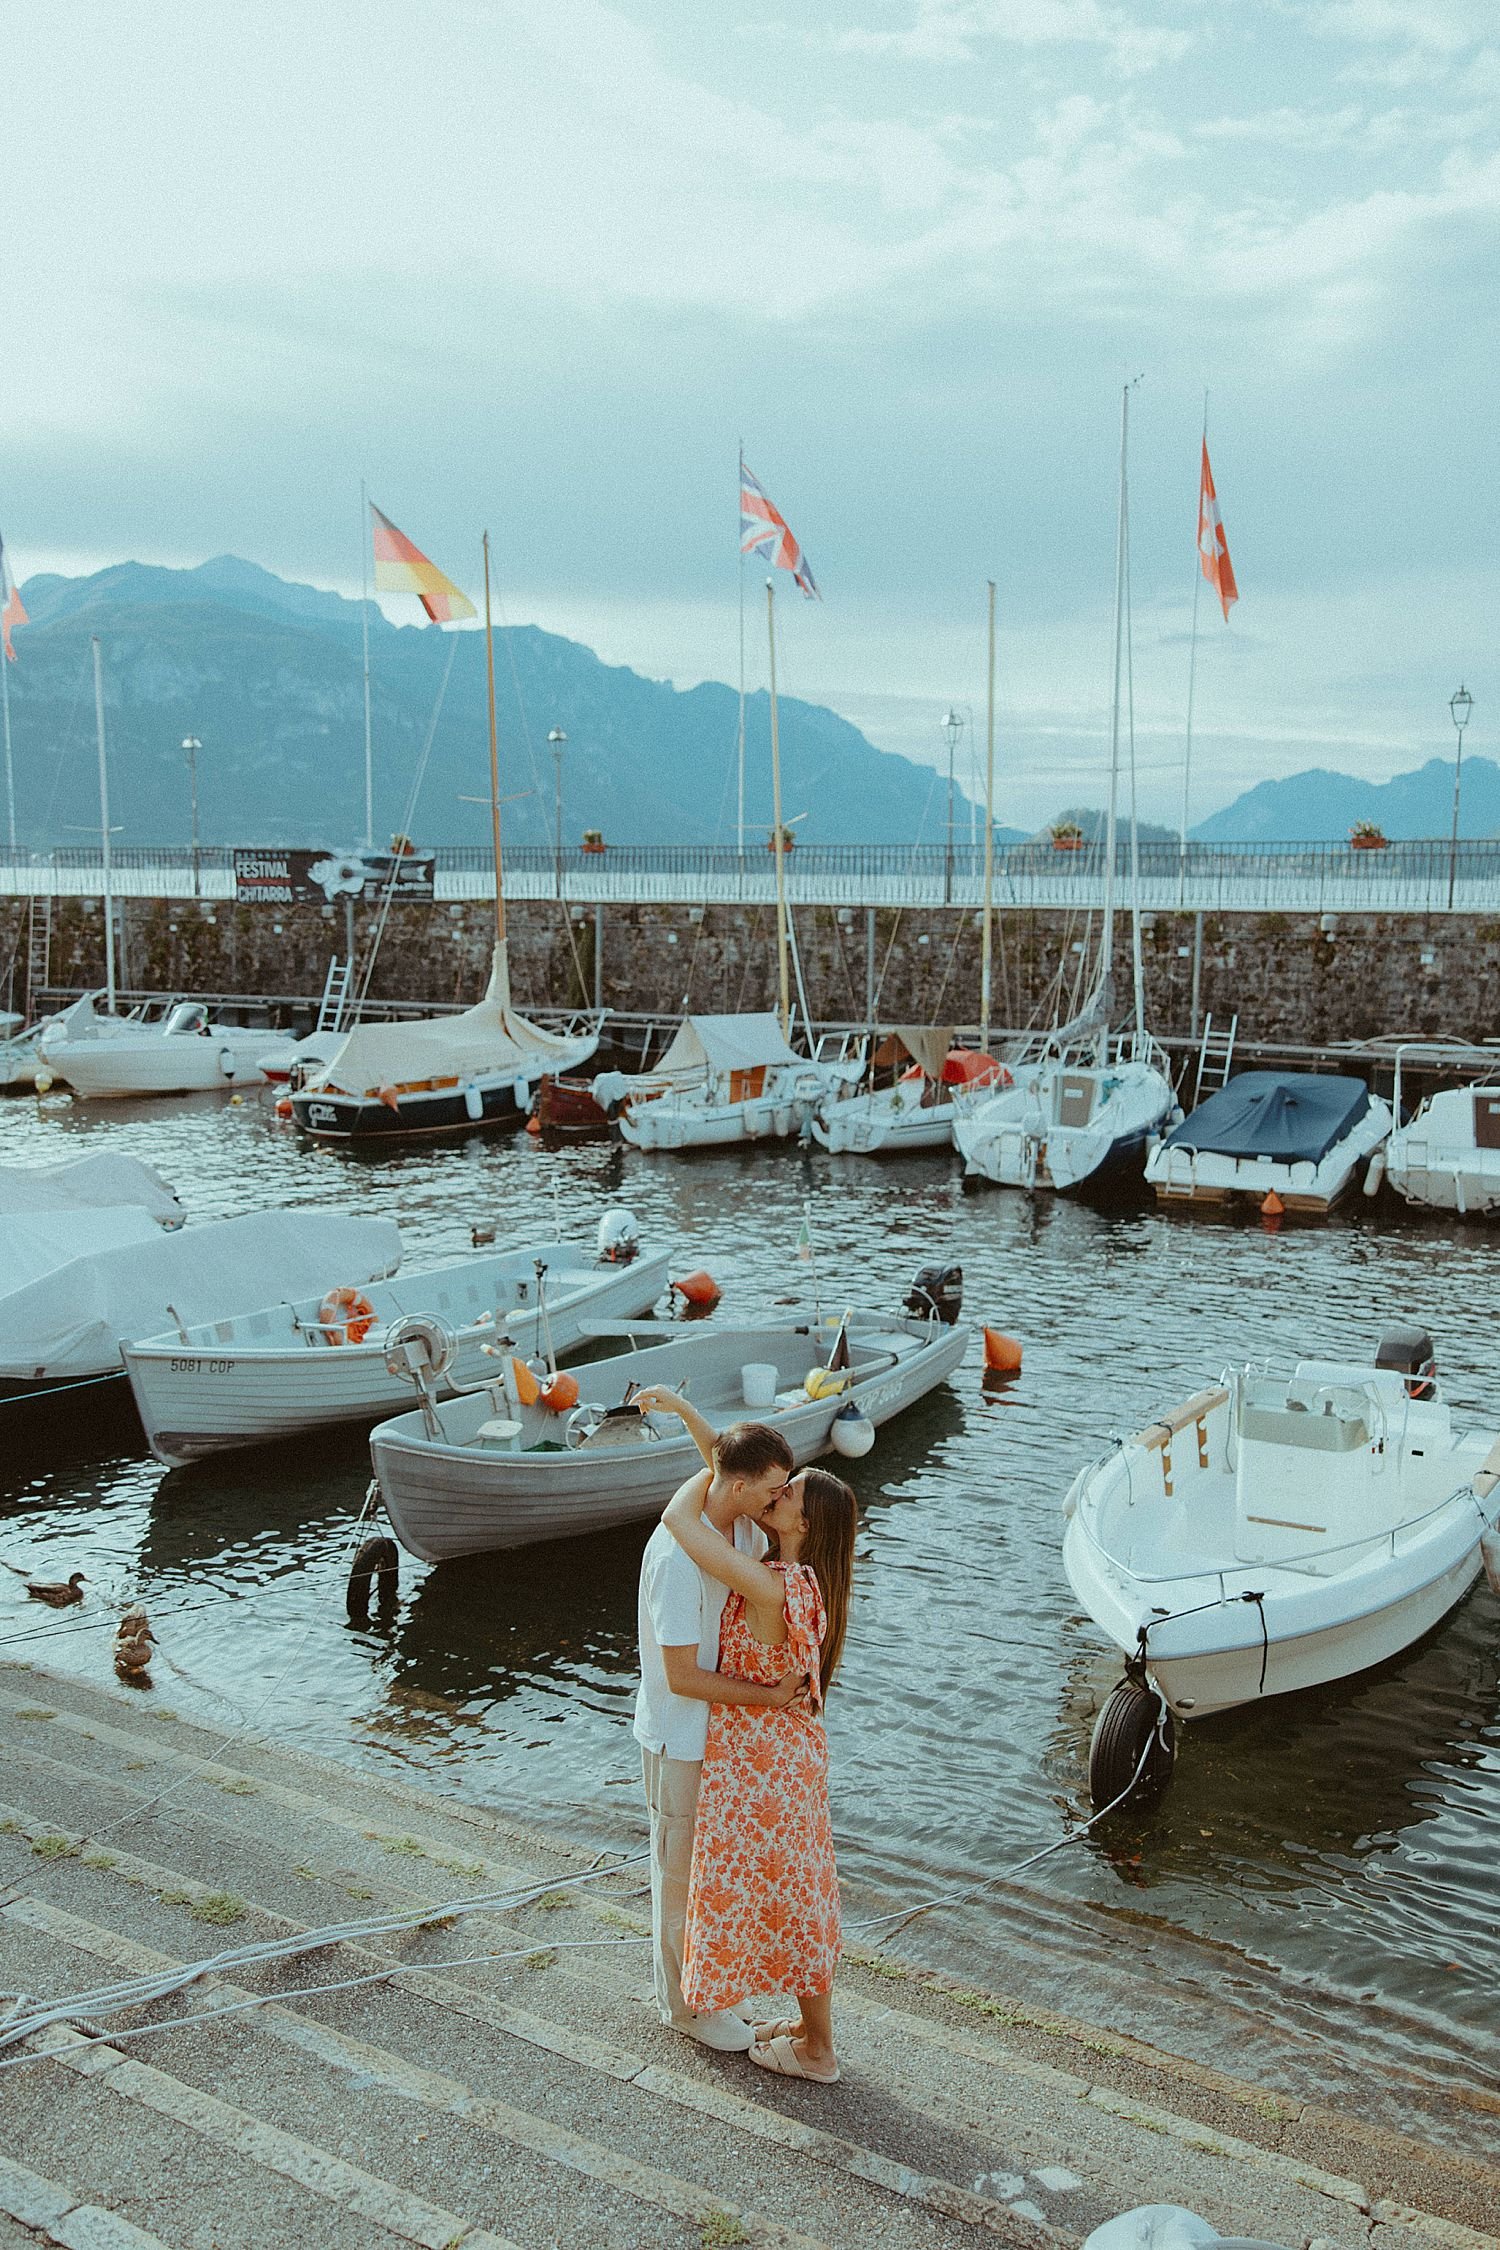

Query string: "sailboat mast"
[[482, 533, 506, 951], [980, 579, 997, 1051], [1, 624, 14, 851], [1124, 495, 1146, 1048], [1178, 390, 1208, 908], [737, 443, 747, 856], [360, 480, 374, 850], [91, 636, 117, 1013], [1100, 382, 1131, 1054], [766, 578, 791, 1036]]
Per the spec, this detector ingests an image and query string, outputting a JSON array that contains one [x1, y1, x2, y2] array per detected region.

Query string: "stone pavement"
[[1, 1661, 1495, 2250]]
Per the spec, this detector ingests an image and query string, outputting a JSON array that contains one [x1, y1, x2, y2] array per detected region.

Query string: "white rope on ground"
[[848, 1683, 1172, 1944], [0, 1933, 649, 2077], [0, 1846, 651, 2064]]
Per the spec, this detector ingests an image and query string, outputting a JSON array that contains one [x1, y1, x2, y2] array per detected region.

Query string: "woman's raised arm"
[[662, 1472, 786, 1611]]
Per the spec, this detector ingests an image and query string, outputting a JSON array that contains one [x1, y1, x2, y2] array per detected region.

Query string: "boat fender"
[[671, 1270, 721, 1308], [274, 1096, 292, 1119], [33, 1069, 53, 1094], [830, 1402, 875, 1458], [511, 1077, 531, 1111], [509, 1357, 542, 1406], [1363, 1148, 1386, 1198], [319, 1287, 376, 1346], [1481, 1528, 1500, 1599], [216, 1045, 237, 1079], [464, 1082, 485, 1122], [1087, 1678, 1175, 1810], [376, 1085, 401, 1113], [540, 1369, 580, 1413], [346, 1534, 399, 1625], [983, 1327, 1022, 1373]]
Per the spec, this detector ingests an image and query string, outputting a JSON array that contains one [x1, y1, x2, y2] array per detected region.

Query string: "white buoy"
[[33, 1070, 53, 1094], [1363, 1148, 1386, 1198], [830, 1402, 875, 1459]]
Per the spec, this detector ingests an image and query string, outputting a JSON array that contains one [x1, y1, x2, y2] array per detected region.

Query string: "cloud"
[[756, 0, 1192, 76]]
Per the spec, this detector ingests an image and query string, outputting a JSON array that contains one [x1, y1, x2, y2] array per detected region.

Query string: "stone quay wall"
[[4, 896, 1499, 1048]]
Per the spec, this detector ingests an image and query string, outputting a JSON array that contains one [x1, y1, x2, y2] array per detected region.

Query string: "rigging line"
[[489, 583, 589, 1003], [869, 765, 943, 1019], [352, 634, 460, 1017]]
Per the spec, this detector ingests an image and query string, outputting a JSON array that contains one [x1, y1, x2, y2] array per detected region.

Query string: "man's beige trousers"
[[641, 1746, 701, 2025]]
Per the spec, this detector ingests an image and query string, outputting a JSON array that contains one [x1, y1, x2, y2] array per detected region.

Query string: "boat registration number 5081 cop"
[[169, 1358, 234, 1375]]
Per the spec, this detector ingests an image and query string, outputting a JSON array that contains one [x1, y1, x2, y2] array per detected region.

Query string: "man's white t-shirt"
[[634, 1515, 768, 1763]]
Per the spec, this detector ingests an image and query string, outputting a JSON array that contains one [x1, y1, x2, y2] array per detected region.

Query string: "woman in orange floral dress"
[[662, 1465, 858, 2084]]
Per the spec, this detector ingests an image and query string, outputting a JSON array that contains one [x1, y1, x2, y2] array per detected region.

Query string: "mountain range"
[[3, 558, 954, 852], [3, 557, 1485, 851]]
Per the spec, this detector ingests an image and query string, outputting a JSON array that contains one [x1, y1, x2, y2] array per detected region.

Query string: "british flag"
[[740, 458, 820, 600]]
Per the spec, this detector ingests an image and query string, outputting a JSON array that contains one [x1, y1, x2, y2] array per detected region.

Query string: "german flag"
[[369, 505, 476, 623]]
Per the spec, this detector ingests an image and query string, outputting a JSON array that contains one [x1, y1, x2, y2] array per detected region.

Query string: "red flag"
[[369, 504, 476, 623], [0, 529, 27, 661], [1197, 441, 1237, 621]]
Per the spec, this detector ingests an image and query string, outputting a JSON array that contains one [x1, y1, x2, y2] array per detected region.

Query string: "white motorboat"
[[124, 1213, 671, 1466], [1383, 1045, 1500, 1217], [369, 1281, 970, 1560], [1146, 1071, 1391, 1215], [3, 994, 125, 1090], [0, 1150, 184, 1226], [0, 1207, 401, 1429], [811, 1030, 1005, 1156], [616, 1014, 862, 1151], [40, 997, 277, 1097], [1063, 1327, 1500, 1803], [955, 1040, 1177, 1193]]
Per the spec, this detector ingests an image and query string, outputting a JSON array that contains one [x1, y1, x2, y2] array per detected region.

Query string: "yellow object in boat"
[[804, 1365, 852, 1402]]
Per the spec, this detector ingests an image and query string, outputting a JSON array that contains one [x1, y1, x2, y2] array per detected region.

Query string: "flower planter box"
[[1051, 835, 1085, 853], [1349, 831, 1388, 852], [581, 830, 607, 855]]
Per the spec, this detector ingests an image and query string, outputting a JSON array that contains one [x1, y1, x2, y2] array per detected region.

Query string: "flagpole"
[[1, 634, 14, 852], [736, 442, 747, 858], [482, 533, 506, 956], [1178, 390, 1208, 911], [360, 479, 374, 850], [1124, 476, 1146, 1050], [980, 581, 997, 1051], [1100, 382, 1132, 1058], [91, 637, 117, 1014], [766, 578, 791, 1036]]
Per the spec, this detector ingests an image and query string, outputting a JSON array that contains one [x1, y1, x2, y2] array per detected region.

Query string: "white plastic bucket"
[[741, 1362, 778, 1409]]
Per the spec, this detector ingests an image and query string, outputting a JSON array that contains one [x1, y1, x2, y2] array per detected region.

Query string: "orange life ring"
[[319, 1286, 376, 1346]]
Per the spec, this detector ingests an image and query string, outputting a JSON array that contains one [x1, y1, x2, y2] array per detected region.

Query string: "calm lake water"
[[3, 1084, 1498, 2090]]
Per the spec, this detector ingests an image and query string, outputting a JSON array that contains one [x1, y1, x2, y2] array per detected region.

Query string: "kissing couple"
[[631, 1386, 857, 2085]]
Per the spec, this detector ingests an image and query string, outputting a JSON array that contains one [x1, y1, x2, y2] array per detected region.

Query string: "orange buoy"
[[540, 1369, 580, 1413], [983, 1328, 1023, 1373], [671, 1270, 721, 1309], [1260, 1190, 1285, 1215], [274, 1096, 293, 1119], [525, 1113, 541, 1137], [511, 1358, 542, 1407], [376, 1085, 401, 1113]]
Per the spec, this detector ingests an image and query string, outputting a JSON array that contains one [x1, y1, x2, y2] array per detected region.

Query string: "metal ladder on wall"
[[1193, 1011, 1238, 1106], [316, 956, 353, 1035], [24, 897, 51, 1023]]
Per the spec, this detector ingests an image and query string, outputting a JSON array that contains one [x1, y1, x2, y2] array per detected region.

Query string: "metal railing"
[[2, 838, 1499, 914]]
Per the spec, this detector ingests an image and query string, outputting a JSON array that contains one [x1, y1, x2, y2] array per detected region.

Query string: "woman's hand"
[[765, 1672, 810, 1709], [634, 1386, 686, 1418]]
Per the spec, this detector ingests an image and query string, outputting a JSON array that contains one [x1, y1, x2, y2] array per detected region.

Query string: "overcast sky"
[[3, 0, 1496, 829]]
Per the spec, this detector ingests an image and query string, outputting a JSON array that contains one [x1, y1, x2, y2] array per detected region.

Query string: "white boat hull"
[[1147, 1098, 1393, 1213], [620, 1061, 861, 1151], [956, 1059, 1175, 1192], [811, 1086, 955, 1154], [44, 1029, 273, 1096], [124, 1247, 671, 1466], [371, 1313, 967, 1560]]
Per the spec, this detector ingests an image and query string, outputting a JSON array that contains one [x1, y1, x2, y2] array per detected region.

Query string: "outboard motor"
[[904, 1262, 963, 1326], [597, 1206, 640, 1264], [1374, 1324, 1437, 1398]]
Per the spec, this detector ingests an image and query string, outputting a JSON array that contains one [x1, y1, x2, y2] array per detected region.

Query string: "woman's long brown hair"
[[796, 1468, 858, 1697]]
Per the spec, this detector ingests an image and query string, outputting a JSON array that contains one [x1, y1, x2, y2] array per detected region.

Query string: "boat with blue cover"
[[1145, 1070, 1392, 1214]]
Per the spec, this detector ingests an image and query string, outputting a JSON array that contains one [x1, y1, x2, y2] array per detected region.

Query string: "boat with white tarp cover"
[[1146, 1070, 1391, 1214], [615, 1012, 861, 1150], [811, 1027, 1005, 1155], [0, 1150, 184, 1226], [289, 942, 596, 1140], [124, 1212, 670, 1466], [1062, 1325, 1500, 1803], [0, 1207, 401, 1423], [369, 1284, 968, 1559]]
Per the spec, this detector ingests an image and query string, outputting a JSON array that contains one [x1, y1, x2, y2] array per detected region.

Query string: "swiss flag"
[[1198, 440, 1238, 621]]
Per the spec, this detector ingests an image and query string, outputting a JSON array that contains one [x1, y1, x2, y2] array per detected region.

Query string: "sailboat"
[[290, 531, 597, 1142], [614, 575, 861, 1153], [955, 391, 1178, 1194]]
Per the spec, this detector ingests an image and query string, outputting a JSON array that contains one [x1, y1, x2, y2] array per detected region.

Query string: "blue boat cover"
[[1163, 1072, 1371, 1165]]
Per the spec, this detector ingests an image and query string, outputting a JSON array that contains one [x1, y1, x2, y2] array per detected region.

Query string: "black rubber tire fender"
[[1088, 1677, 1176, 1810]]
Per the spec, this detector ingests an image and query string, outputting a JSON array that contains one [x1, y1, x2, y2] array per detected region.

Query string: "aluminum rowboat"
[[370, 1309, 968, 1560], [124, 1239, 669, 1467]]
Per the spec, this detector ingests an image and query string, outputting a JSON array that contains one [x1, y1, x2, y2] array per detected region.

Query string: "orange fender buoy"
[[525, 1113, 541, 1137], [274, 1096, 292, 1119], [983, 1328, 1023, 1373], [376, 1085, 401, 1113], [511, 1358, 542, 1407], [540, 1370, 580, 1413], [1260, 1190, 1285, 1215], [319, 1288, 376, 1346], [671, 1270, 721, 1308]]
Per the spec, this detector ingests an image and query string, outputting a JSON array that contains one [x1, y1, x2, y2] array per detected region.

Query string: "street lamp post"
[[181, 736, 202, 898], [547, 728, 567, 900], [942, 707, 963, 905], [1447, 685, 1473, 911]]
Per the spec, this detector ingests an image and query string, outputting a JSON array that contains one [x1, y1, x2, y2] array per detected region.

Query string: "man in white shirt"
[[631, 1397, 798, 2050]]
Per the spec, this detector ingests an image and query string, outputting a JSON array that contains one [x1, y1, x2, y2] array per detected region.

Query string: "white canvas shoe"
[[668, 2009, 756, 2052]]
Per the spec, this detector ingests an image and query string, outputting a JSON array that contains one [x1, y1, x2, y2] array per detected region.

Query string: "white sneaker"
[[668, 2009, 755, 2052]]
